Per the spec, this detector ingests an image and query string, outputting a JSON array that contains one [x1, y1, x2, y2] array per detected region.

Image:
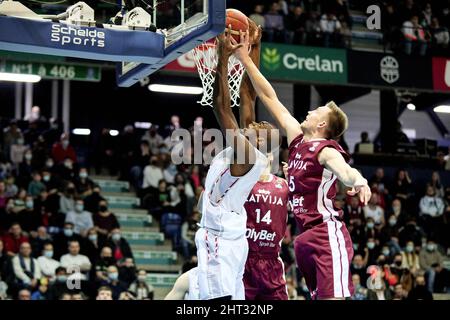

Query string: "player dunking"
[[232, 32, 371, 300], [237, 22, 289, 300], [194, 29, 276, 300]]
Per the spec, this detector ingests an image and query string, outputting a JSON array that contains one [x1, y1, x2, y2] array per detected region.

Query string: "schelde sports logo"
[[380, 56, 399, 84], [50, 24, 105, 48], [262, 48, 281, 71]]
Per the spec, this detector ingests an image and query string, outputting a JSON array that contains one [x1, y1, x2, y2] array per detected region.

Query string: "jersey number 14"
[[255, 209, 272, 225]]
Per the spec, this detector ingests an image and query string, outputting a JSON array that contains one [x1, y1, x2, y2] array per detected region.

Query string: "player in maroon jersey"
[[232, 32, 371, 300], [236, 22, 289, 300]]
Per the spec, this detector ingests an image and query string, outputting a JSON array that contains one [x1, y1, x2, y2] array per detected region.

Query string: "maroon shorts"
[[294, 220, 354, 299], [243, 253, 288, 300]]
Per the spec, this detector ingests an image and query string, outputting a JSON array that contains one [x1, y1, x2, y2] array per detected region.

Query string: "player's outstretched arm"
[[234, 32, 302, 145], [318, 147, 371, 205], [164, 271, 190, 300], [213, 31, 255, 176], [239, 19, 261, 128]]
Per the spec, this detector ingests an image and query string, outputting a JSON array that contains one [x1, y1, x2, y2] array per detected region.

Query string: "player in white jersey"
[[195, 27, 277, 300], [165, 267, 200, 300]]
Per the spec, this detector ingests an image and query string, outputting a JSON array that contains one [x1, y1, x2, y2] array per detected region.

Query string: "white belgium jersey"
[[199, 146, 268, 240]]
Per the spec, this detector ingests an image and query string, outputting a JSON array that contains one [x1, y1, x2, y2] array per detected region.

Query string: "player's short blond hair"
[[325, 101, 348, 140]]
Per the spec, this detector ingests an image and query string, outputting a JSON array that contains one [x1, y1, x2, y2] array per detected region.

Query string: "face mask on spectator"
[[64, 161, 73, 169], [62, 140, 69, 148], [56, 275, 67, 283], [367, 242, 375, 249], [99, 205, 108, 212], [382, 249, 390, 256], [17, 138, 24, 145], [112, 233, 121, 242], [394, 260, 402, 267], [367, 222, 374, 229], [64, 228, 73, 237], [75, 204, 84, 212], [46, 160, 54, 168], [353, 243, 359, 250], [25, 153, 32, 161], [43, 175, 50, 182], [88, 234, 97, 242], [44, 250, 53, 258], [108, 273, 119, 281], [406, 245, 414, 253], [138, 275, 146, 282], [389, 218, 397, 226], [25, 200, 34, 209], [79, 172, 88, 179], [426, 244, 435, 252], [352, 263, 362, 270]]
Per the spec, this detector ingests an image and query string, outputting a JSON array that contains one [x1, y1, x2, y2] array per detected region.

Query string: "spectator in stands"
[[398, 217, 424, 248], [41, 169, 60, 193], [30, 226, 52, 257], [106, 228, 133, 261], [320, 12, 341, 47], [393, 283, 406, 300], [181, 211, 200, 259], [17, 288, 31, 300], [407, 274, 433, 300], [12, 242, 41, 291], [60, 240, 91, 281], [94, 246, 115, 283], [421, 3, 433, 27], [100, 265, 127, 300], [74, 167, 95, 197], [345, 195, 364, 225], [386, 198, 407, 227], [401, 241, 420, 274], [118, 257, 136, 286], [5, 175, 19, 198], [381, 4, 400, 51], [189, 165, 202, 190], [57, 157, 76, 182], [429, 171, 444, 198], [65, 198, 94, 238], [83, 185, 103, 214], [285, 6, 307, 44], [419, 185, 445, 236], [96, 286, 113, 300], [350, 254, 368, 285], [2, 223, 29, 256], [419, 239, 444, 292], [53, 222, 83, 259], [27, 172, 45, 198], [31, 278, 49, 300], [351, 274, 368, 300], [391, 169, 412, 202], [264, 2, 285, 42], [142, 126, 164, 155], [37, 243, 59, 282], [363, 193, 385, 227], [3, 120, 23, 161], [366, 236, 380, 266], [142, 156, 164, 192], [18, 150, 35, 187], [128, 269, 154, 300], [47, 266, 68, 300], [84, 228, 103, 263], [18, 195, 40, 234], [402, 15, 428, 56], [59, 182, 77, 215], [93, 199, 120, 242], [51, 133, 76, 164], [59, 292, 72, 300], [366, 269, 393, 300], [10, 137, 28, 169], [354, 132, 373, 154], [130, 140, 151, 191], [249, 4, 265, 29]]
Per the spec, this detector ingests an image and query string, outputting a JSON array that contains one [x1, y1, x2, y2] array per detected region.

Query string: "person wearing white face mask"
[[400, 241, 420, 273], [74, 167, 95, 197], [128, 269, 154, 300], [419, 239, 444, 292], [65, 198, 94, 238], [99, 265, 127, 300], [106, 228, 133, 262], [37, 243, 60, 282]]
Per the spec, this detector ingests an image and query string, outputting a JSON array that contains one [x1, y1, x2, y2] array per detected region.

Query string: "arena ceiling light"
[[72, 128, 91, 136], [148, 84, 203, 95], [109, 130, 119, 136], [134, 122, 152, 129], [433, 105, 450, 114], [0, 72, 41, 83], [406, 103, 416, 111]]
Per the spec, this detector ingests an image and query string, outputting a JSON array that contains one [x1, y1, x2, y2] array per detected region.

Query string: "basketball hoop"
[[193, 38, 245, 108]]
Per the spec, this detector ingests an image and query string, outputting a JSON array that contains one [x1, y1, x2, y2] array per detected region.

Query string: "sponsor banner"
[[259, 43, 347, 84], [432, 57, 450, 92], [0, 60, 101, 81], [347, 51, 433, 90], [164, 50, 197, 73]]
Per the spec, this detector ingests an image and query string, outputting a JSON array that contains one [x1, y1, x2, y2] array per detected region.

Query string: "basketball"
[[225, 9, 249, 42]]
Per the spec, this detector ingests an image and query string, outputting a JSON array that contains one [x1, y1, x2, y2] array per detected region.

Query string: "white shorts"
[[195, 228, 248, 300]]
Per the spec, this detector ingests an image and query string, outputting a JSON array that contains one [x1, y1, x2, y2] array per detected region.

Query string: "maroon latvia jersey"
[[287, 134, 350, 233], [244, 174, 288, 256]]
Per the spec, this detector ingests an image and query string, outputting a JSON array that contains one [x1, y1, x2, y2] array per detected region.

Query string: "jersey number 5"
[[289, 176, 295, 192], [255, 209, 272, 225]]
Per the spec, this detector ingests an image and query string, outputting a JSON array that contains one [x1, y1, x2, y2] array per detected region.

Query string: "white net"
[[193, 39, 245, 108]]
